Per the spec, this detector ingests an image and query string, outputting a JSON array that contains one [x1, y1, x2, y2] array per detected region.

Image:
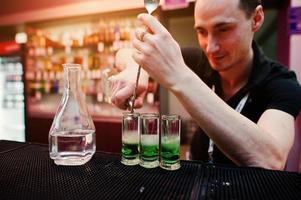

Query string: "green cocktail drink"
[[160, 135, 180, 170], [139, 134, 159, 168], [121, 131, 139, 165], [160, 114, 181, 170]]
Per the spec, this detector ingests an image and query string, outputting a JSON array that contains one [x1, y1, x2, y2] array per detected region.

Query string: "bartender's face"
[[194, 0, 259, 71]]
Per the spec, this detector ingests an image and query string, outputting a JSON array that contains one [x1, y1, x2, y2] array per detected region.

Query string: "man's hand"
[[110, 48, 149, 110], [132, 14, 188, 91]]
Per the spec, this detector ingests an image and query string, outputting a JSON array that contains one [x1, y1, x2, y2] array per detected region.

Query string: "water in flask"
[[49, 63, 96, 166]]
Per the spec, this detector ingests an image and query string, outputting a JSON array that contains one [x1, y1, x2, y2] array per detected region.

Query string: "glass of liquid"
[[144, 0, 160, 14], [139, 113, 159, 168], [121, 112, 140, 165], [160, 114, 181, 170], [49, 63, 96, 166]]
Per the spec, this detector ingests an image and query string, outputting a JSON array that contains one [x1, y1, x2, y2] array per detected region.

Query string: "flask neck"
[[64, 64, 81, 92]]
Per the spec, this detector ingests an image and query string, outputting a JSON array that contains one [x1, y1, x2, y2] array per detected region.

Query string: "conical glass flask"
[[49, 63, 96, 166]]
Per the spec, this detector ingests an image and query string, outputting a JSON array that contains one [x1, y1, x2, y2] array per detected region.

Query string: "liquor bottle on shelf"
[[48, 71, 56, 94], [42, 71, 51, 94], [35, 71, 42, 101], [146, 78, 159, 105]]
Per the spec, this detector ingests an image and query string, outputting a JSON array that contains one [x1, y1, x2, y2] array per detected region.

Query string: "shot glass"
[[160, 114, 181, 170], [121, 112, 140, 166], [139, 113, 159, 168]]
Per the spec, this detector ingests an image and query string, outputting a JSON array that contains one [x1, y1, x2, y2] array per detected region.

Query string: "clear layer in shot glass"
[[139, 113, 159, 168], [121, 112, 140, 166], [160, 114, 181, 170]]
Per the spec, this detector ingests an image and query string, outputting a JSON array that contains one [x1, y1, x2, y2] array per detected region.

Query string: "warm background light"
[[15, 32, 27, 44]]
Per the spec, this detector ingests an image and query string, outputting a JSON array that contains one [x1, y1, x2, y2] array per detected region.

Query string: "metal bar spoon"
[[129, 0, 160, 113]]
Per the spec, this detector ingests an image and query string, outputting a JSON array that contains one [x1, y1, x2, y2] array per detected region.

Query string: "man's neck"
[[219, 49, 253, 101]]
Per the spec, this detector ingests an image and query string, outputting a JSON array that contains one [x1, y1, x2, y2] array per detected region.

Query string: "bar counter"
[[0, 140, 300, 200]]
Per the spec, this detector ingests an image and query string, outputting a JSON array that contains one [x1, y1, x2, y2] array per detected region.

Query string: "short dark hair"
[[239, 0, 262, 18]]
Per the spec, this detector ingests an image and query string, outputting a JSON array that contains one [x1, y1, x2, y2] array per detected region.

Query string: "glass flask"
[[49, 63, 96, 166]]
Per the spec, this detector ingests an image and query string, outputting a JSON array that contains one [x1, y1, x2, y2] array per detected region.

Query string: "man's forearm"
[[170, 68, 288, 169]]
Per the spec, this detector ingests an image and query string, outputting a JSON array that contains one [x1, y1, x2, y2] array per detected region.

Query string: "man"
[[109, 0, 301, 170]]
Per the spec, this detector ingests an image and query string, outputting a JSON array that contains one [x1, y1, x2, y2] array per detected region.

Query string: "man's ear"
[[252, 5, 264, 32]]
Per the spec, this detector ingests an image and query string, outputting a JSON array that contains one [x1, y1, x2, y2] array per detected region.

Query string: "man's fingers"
[[133, 97, 143, 108], [114, 85, 135, 110], [134, 90, 147, 108], [112, 83, 147, 110], [137, 13, 169, 35], [135, 28, 147, 41]]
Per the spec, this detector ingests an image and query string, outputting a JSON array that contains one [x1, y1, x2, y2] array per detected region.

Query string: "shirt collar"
[[245, 41, 271, 89]]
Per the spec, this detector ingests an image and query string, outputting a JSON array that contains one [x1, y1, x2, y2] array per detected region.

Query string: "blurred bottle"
[[101, 67, 112, 103], [35, 71, 42, 101], [42, 71, 51, 94]]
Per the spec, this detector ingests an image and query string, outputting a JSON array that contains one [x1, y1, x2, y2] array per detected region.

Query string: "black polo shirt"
[[181, 42, 301, 165]]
